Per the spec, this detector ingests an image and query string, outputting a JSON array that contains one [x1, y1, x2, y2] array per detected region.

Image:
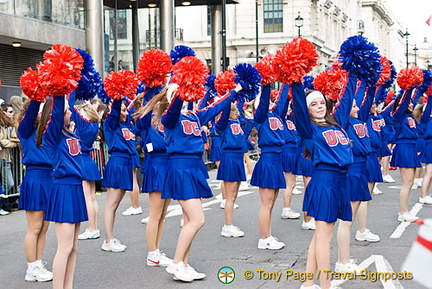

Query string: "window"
[[109, 10, 127, 40], [263, 0, 283, 33]]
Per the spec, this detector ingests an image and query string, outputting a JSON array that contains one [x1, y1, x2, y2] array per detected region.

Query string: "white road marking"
[[390, 203, 423, 239]]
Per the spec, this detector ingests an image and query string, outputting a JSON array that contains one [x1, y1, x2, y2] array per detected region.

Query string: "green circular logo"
[[218, 266, 235, 284]]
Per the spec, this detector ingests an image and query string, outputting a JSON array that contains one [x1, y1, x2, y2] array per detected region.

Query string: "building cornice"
[[362, 0, 394, 26]]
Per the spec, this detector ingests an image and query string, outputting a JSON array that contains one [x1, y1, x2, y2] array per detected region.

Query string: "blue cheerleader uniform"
[[215, 101, 247, 182], [136, 109, 169, 193], [18, 101, 53, 211], [390, 89, 421, 168], [292, 74, 357, 223], [102, 100, 138, 191], [418, 96, 432, 164], [250, 85, 286, 189], [208, 122, 222, 162], [43, 96, 87, 223], [69, 93, 101, 182], [161, 89, 236, 200], [292, 144, 315, 177]]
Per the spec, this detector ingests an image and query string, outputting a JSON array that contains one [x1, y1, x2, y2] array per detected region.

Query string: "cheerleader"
[[292, 72, 356, 289], [149, 83, 240, 282], [135, 88, 173, 267], [417, 92, 432, 204], [250, 84, 286, 250], [216, 100, 247, 238], [18, 100, 53, 282], [37, 96, 87, 289], [67, 93, 102, 240], [101, 98, 138, 252]]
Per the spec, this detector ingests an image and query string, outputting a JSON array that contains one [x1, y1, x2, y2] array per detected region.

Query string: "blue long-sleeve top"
[[103, 99, 137, 156], [17, 101, 52, 167], [253, 85, 285, 152], [161, 89, 236, 155], [68, 92, 99, 153], [418, 95, 432, 140], [279, 84, 300, 146], [367, 113, 386, 150], [43, 96, 82, 181], [136, 110, 167, 154], [291, 74, 356, 169], [215, 100, 246, 151], [391, 88, 418, 144]]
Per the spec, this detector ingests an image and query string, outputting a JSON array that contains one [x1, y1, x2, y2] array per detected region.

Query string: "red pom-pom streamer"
[[171, 56, 209, 102], [137, 49, 172, 88], [314, 66, 348, 100], [377, 56, 391, 86], [38, 44, 84, 96], [104, 69, 139, 100], [274, 37, 318, 84], [20, 67, 46, 102], [270, 89, 278, 102], [397, 66, 424, 90], [426, 85, 432, 96], [385, 91, 395, 104], [215, 69, 236, 96], [254, 54, 277, 86]]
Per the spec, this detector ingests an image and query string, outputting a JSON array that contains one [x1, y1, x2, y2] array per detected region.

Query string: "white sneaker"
[[141, 216, 150, 224], [257, 236, 285, 250], [180, 218, 184, 227], [25, 262, 53, 282], [355, 229, 380, 242], [185, 264, 206, 280], [292, 187, 303, 195], [246, 174, 252, 181], [382, 174, 395, 183], [221, 225, 245, 237], [220, 199, 238, 209], [281, 207, 301, 219], [78, 228, 100, 240], [414, 178, 423, 188], [372, 186, 383, 195], [411, 183, 419, 190], [101, 238, 126, 252], [0, 209, 10, 216], [166, 261, 193, 282], [122, 206, 143, 216], [419, 195, 432, 205], [147, 251, 173, 267], [302, 219, 316, 230], [335, 259, 361, 274], [397, 212, 419, 223], [239, 181, 249, 191]]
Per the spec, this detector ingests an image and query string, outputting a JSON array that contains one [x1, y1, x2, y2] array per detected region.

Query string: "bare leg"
[[146, 191, 171, 251], [421, 164, 432, 198], [244, 152, 253, 176], [82, 180, 98, 232], [337, 201, 360, 264], [223, 181, 240, 225], [129, 169, 141, 209], [302, 176, 313, 223], [104, 188, 126, 242], [399, 167, 415, 214], [24, 211, 49, 262], [282, 172, 296, 208], [258, 188, 279, 238]]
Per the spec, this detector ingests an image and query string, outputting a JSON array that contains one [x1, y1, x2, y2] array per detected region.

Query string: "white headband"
[[167, 83, 179, 103], [306, 91, 325, 107]]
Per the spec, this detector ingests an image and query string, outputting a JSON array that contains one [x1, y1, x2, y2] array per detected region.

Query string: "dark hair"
[[36, 97, 53, 147]]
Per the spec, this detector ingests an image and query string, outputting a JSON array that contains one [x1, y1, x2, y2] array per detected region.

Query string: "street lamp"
[[403, 28, 410, 67], [295, 12, 303, 37], [413, 44, 419, 65]]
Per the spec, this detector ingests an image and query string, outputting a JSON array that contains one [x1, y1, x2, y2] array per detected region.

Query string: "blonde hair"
[[76, 103, 100, 123], [135, 86, 170, 129]]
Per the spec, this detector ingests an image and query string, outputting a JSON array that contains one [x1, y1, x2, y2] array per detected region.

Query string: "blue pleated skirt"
[[419, 140, 432, 164], [209, 136, 222, 162], [246, 139, 254, 151], [250, 152, 285, 189], [379, 143, 392, 157], [303, 167, 352, 223], [347, 162, 372, 202], [44, 177, 88, 223], [281, 144, 297, 173], [292, 147, 314, 177], [217, 150, 246, 182], [103, 154, 134, 191], [132, 151, 141, 168], [366, 151, 383, 182], [162, 154, 212, 200], [141, 152, 169, 193], [19, 166, 53, 211], [80, 152, 101, 181], [390, 143, 421, 168]]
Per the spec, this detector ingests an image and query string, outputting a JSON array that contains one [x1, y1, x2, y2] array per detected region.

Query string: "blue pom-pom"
[[97, 83, 111, 105], [136, 81, 145, 95], [338, 35, 381, 87], [303, 75, 314, 91], [145, 86, 163, 101], [375, 87, 387, 104], [382, 61, 397, 89], [421, 69, 432, 92], [204, 74, 217, 102], [75, 48, 101, 101], [233, 63, 262, 102], [170, 45, 196, 65]]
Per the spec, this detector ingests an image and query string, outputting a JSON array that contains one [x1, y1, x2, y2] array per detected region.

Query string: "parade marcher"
[[419, 87, 432, 205]]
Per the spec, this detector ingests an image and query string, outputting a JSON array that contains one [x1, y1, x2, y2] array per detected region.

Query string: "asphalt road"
[[0, 168, 430, 289]]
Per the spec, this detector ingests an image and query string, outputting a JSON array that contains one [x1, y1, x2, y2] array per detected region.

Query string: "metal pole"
[[160, 0, 174, 53], [298, 27, 300, 37], [221, 0, 227, 70], [255, 1, 259, 63], [211, 5, 222, 75], [113, 0, 118, 71], [404, 29, 410, 68], [131, 0, 139, 72], [85, 0, 105, 74]]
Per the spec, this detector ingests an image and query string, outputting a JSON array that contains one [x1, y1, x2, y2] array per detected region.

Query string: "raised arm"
[[333, 73, 357, 129], [291, 81, 313, 140], [273, 84, 290, 119], [43, 96, 66, 147], [18, 100, 41, 139], [420, 94, 432, 125], [196, 88, 237, 125], [254, 85, 270, 124], [105, 99, 122, 131], [161, 94, 183, 129], [357, 86, 376, 122], [215, 100, 231, 132], [391, 88, 415, 122]]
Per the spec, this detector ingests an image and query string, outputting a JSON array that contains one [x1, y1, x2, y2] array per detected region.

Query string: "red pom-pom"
[[171, 56, 209, 102], [397, 66, 424, 90], [313, 66, 348, 100], [254, 54, 277, 85], [270, 89, 278, 101], [215, 69, 236, 96], [20, 67, 46, 101], [274, 37, 318, 84], [426, 85, 432, 96], [104, 69, 139, 100], [376, 56, 391, 86], [137, 49, 172, 88], [385, 90, 395, 104], [38, 44, 83, 96]]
